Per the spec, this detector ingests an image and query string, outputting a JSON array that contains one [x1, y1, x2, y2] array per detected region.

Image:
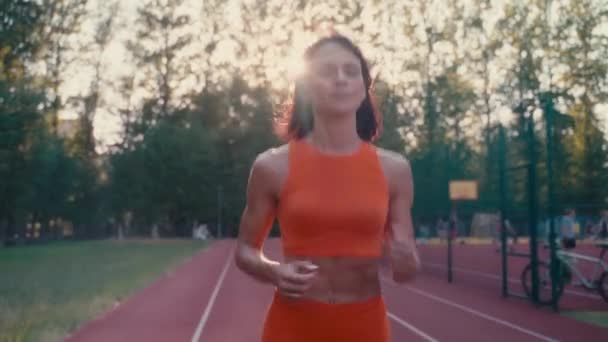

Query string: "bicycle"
[[521, 240, 608, 304]]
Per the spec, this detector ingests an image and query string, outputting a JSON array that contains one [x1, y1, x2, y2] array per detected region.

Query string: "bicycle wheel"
[[521, 261, 564, 305], [598, 272, 608, 303]]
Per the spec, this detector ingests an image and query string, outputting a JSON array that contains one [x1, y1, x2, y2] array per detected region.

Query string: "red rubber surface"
[[65, 239, 608, 342]]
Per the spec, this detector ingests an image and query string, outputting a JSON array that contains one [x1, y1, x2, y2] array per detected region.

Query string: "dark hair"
[[277, 34, 381, 142]]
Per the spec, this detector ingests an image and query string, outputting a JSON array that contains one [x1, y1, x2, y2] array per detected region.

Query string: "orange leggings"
[[261, 291, 390, 342]]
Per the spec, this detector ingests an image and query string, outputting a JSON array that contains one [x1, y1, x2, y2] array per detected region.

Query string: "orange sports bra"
[[270, 138, 390, 258]]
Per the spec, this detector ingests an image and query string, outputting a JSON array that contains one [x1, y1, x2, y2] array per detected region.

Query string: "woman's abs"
[[284, 255, 382, 303]]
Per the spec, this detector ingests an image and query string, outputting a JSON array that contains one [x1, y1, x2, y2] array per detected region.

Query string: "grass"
[[564, 311, 608, 328], [0, 239, 208, 342]]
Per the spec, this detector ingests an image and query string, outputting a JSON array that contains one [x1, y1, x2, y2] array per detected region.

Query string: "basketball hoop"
[[449, 180, 478, 201]]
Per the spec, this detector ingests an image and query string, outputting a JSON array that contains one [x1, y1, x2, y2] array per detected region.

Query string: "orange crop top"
[[270, 138, 390, 258]]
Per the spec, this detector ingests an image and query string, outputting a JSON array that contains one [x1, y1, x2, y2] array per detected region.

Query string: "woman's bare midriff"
[[284, 255, 382, 303]]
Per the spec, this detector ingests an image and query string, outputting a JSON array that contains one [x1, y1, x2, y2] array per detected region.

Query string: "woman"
[[235, 33, 420, 342]]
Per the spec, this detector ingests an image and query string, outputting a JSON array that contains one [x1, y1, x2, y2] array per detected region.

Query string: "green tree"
[[374, 80, 406, 154], [0, 0, 43, 81], [36, 0, 89, 133], [127, 0, 194, 121], [555, 0, 608, 212], [20, 128, 77, 239], [0, 81, 46, 243], [0, 0, 46, 243], [494, 1, 547, 216]]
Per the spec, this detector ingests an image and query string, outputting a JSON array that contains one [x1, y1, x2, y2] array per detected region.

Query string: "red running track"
[[65, 239, 608, 342], [418, 242, 608, 311]]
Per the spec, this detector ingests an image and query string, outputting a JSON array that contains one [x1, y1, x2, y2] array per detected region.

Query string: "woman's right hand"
[[272, 260, 319, 299]]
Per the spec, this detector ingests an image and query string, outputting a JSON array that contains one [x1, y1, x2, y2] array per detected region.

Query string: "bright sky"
[[57, 0, 608, 151], [59, 1, 139, 148]]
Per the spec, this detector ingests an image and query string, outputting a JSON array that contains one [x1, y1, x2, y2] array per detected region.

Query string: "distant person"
[[584, 220, 594, 239], [493, 212, 517, 252], [561, 208, 577, 249], [543, 216, 560, 246], [560, 209, 583, 285], [449, 211, 460, 241], [595, 210, 608, 241], [436, 216, 449, 242], [234, 33, 420, 341], [192, 222, 210, 240], [418, 222, 430, 245]]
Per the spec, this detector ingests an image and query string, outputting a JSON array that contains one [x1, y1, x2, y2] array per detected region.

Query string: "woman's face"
[[305, 42, 366, 118]]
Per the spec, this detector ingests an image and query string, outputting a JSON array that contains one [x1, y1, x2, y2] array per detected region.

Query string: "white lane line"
[[387, 312, 439, 342], [423, 262, 602, 300], [424, 262, 504, 280], [191, 246, 234, 342], [383, 279, 558, 342]]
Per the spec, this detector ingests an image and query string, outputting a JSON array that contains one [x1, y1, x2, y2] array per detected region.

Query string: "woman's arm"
[[234, 153, 280, 284], [235, 151, 319, 297], [385, 155, 420, 283]]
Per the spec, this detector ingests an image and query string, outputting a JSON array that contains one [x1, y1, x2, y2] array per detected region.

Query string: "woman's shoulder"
[[374, 146, 411, 175], [373, 146, 413, 196], [255, 144, 289, 163], [251, 144, 290, 177]]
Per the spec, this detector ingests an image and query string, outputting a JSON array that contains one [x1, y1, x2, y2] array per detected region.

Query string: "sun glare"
[[285, 54, 307, 81], [283, 31, 317, 81]]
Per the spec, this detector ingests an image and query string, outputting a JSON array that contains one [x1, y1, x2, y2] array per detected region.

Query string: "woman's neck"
[[308, 113, 360, 154]]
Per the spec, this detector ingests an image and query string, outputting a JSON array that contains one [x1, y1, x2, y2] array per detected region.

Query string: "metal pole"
[[217, 185, 223, 239], [446, 145, 453, 283], [543, 0, 559, 311], [543, 95, 559, 311], [527, 108, 540, 304], [499, 125, 509, 297], [448, 203, 456, 283]]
